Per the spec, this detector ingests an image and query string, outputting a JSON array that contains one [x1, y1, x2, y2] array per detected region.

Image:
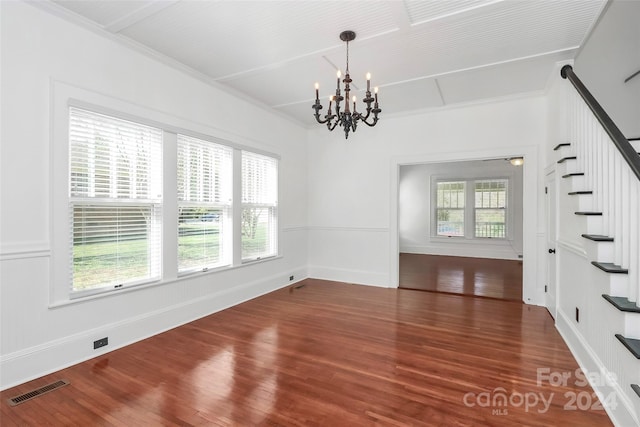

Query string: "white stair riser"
[[604, 307, 639, 339], [624, 315, 640, 337], [555, 145, 574, 156], [609, 274, 629, 298], [568, 176, 586, 190], [578, 194, 594, 211], [558, 160, 581, 175], [593, 269, 629, 299], [585, 215, 604, 235], [584, 240, 614, 262]]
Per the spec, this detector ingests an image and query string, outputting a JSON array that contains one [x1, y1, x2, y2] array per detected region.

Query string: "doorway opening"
[[397, 158, 524, 301]]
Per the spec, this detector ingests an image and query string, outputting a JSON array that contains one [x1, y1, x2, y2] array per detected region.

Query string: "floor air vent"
[[7, 379, 70, 406]]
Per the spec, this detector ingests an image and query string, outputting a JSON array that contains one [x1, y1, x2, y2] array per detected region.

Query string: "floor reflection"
[[400, 253, 523, 301]]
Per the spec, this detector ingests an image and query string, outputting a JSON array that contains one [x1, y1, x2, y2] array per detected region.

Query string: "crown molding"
[[26, 0, 307, 130]]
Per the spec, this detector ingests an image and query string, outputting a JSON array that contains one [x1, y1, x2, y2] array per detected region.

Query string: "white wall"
[[574, 0, 640, 138], [399, 159, 523, 259], [0, 2, 308, 389], [307, 96, 546, 304]]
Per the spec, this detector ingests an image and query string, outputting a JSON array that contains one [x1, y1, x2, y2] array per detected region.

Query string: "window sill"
[[430, 236, 512, 245], [49, 254, 283, 309]]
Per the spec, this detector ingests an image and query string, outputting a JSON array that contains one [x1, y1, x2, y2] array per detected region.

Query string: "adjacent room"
[[399, 158, 524, 301], [1, 0, 639, 425]]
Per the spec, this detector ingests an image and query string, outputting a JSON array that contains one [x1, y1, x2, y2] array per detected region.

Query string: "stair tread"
[[582, 234, 613, 242], [575, 211, 602, 216], [554, 143, 571, 151], [569, 191, 593, 195], [562, 172, 584, 178], [557, 156, 577, 164], [632, 384, 640, 399], [602, 295, 640, 313], [592, 262, 628, 274], [615, 334, 640, 359]]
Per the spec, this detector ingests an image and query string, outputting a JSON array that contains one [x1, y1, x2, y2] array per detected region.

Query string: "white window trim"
[[430, 174, 515, 243], [50, 81, 280, 307]]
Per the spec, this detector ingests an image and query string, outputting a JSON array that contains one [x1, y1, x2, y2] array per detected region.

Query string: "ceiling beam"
[[105, 1, 181, 33]]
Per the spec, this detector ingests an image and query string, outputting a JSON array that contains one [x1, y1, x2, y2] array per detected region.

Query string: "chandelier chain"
[[346, 40, 350, 74]]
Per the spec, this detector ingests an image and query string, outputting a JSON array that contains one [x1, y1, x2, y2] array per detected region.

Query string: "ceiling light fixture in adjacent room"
[[312, 31, 381, 140], [510, 157, 524, 166]]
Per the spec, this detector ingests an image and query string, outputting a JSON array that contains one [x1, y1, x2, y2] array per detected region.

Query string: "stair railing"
[[561, 65, 640, 306]]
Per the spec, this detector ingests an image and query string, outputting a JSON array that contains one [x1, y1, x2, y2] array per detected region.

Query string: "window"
[[241, 151, 278, 261], [177, 135, 233, 273], [434, 178, 509, 239], [55, 89, 283, 303], [474, 179, 507, 238], [69, 107, 162, 293], [436, 181, 465, 237]]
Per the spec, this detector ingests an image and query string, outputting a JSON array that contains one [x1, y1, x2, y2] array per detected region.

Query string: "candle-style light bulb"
[[366, 73, 371, 92], [374, 87, 379, 105], [314, 82, 319, 100], [336, 70, 342, 91], [353, 95, 357, 111]]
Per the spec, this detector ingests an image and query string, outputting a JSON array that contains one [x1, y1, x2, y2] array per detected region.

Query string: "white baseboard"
[[400, 245, 520, 260], [0, 267, 308, 391], [555, 309, 639, 427], [307, 265, 391, 288]]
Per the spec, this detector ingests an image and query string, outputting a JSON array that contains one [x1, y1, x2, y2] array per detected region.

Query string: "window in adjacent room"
[[241, 151, 278, 261], [435, 181, 465, 237], [69, 107, 162, 294], [474, 179, 507, 238], [177, 134, 233, 273]]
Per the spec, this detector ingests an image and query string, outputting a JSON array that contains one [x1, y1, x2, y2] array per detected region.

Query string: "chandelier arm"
[[314, 112, 329, 124], [359, 108, 371, 121], [360, 116, 379, 127]]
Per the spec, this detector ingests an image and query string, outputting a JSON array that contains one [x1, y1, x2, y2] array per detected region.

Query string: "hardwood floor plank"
[[1, 279, 610, 426], [400, 253, 523, 301]]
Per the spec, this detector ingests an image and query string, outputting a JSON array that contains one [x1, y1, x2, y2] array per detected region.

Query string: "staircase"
[[555, 65, 640, 425]]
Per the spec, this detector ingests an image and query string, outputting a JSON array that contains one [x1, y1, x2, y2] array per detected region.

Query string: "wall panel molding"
[[0, 241, 51, 261]]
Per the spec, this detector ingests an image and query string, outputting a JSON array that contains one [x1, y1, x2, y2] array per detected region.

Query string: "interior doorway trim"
[[389, 145, 542, 305]]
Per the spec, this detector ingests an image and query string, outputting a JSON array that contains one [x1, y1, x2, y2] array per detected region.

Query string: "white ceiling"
[[46, 0, 607, 127]]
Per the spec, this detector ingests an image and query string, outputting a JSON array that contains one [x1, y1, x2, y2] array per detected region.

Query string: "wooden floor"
[[400, 253, 523, 301], [1, 279, 611, 426]]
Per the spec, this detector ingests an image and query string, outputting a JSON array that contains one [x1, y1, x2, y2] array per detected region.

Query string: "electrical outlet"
[[289, 275, 294, 281], [93, 337, 108, 349]]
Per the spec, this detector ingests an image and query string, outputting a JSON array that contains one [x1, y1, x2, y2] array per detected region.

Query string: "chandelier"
[[312, 30, 381, 139]]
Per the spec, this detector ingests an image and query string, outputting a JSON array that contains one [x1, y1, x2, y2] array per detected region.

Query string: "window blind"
[[436, 181, 465, 237], [474, 179, 507, 238], [69, 107, 162, 293], [241, 151, 278, 261], [177, 134, 233, 272]]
